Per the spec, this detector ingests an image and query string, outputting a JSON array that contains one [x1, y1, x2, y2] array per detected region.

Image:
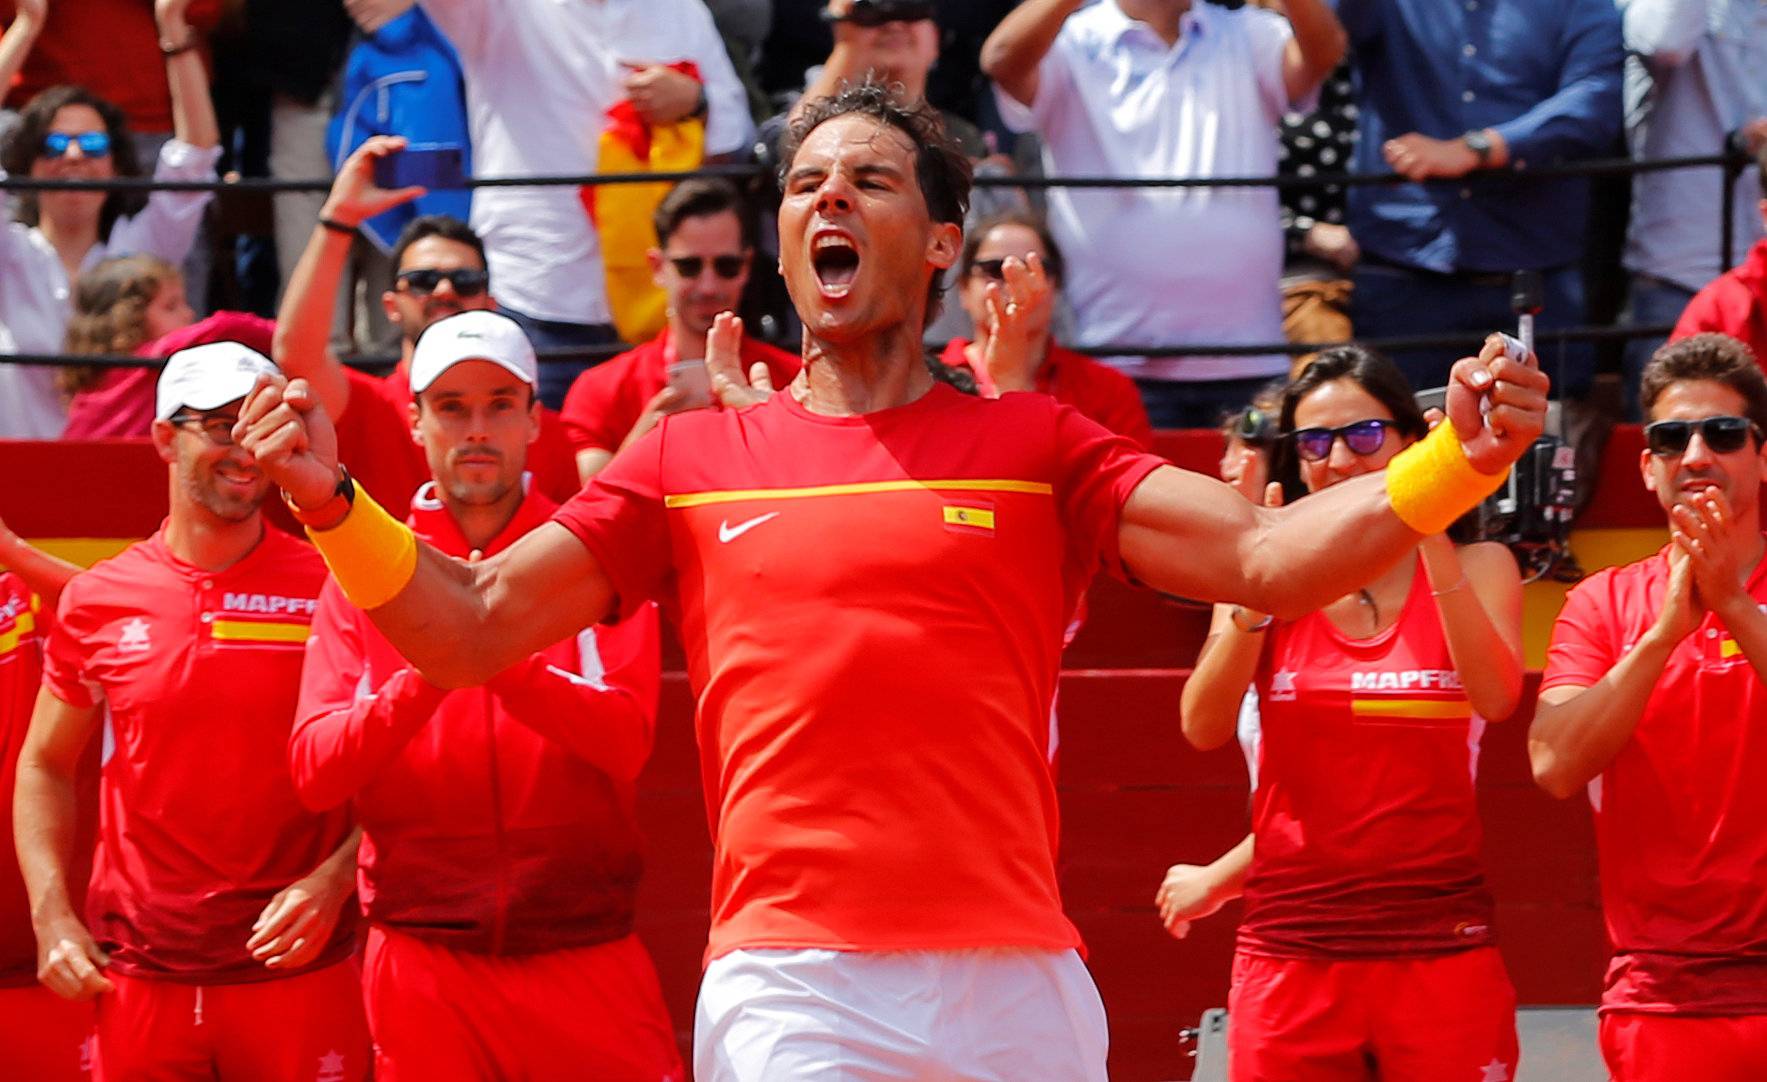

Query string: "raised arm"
[[0, 0, 44, 108], [237, 375, 619, 688], [979, 0, 1085, 110], [157, 0, 219, 151], [1122, 341, 1548, 615], [14, 688, 112, 1001], [788, 0, 942, 123], [1280, 0, 1348, 104], [1181, 605, 1268, 751], [273, 137, 425, 420]]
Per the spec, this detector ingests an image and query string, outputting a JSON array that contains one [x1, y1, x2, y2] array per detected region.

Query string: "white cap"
[[408, 310, 538, 394], [155, 341, 280, 420]]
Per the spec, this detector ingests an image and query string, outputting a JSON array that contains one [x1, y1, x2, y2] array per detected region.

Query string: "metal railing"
[[0, 142, 1751, 369]]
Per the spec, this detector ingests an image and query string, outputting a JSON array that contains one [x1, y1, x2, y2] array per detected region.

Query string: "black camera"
[[820, 0, 936, 28]]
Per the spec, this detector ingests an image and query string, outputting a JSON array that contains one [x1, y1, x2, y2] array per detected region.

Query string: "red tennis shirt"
[[1244, 562, 1497, 959], [41, 527, 356, 984], [553, 383, 1165, 961], [1542, 546, 1767, 1015]]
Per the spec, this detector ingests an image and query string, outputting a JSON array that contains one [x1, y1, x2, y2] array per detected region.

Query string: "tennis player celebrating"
[[236, 84, 1548, 1081], [1166, 345, 1524, 1081]]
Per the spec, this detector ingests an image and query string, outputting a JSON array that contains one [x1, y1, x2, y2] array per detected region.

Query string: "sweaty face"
[[159, 401, 269, 522], [1640, 379, 1767, 517], [654, 211, 750, 342], [412, 359, 539, 508], [387, 237, 494, 345], [779, 113, 959, 344], [1292, 379, 1411, 495]]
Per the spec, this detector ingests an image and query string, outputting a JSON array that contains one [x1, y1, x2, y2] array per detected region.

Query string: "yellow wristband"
[[304, 481, 418, 610], [1385, 423, 1509, 536]]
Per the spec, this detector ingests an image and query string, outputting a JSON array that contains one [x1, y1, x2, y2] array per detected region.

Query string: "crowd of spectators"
[[0, 0, 1764, 443]]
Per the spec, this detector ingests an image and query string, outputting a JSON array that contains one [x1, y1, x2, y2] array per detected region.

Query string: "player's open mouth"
[[811, 231, 859, 298]]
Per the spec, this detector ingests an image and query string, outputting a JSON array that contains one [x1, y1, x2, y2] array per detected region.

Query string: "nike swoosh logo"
[[718, 512, 780, 543]]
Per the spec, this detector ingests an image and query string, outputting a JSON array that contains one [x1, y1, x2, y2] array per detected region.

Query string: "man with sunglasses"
[[1533, 333, 1767, 1080], [273, 136, 581, 506], [561, 178, 799, 480], [14, 343, 371, 1081]]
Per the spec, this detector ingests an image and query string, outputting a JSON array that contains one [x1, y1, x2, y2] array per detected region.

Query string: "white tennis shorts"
[[694, 946, 1110, 1081]]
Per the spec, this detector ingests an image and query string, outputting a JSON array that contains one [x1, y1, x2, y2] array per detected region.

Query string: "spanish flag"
[[584, 62, 706, 344]]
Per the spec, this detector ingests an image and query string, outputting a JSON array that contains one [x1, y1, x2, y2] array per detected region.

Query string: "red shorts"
[[93, 961, 369, 1082], [1601, 1012, 1767, 1082], [363, 926, 684, 1082], [1228, 947, 1518, 1082], [0, 983, 94, 1080]]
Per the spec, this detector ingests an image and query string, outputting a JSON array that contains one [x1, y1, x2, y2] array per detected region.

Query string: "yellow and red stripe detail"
[[210, 619, 310, 644], [663, 478, 1052, 509], [1350, 698, 1473, 720]]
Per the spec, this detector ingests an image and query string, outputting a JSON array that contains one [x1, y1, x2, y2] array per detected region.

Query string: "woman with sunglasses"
[[0, 0, 220, 438], [1164, 344, 1525, 1081], [942, 210, 1154, 449]]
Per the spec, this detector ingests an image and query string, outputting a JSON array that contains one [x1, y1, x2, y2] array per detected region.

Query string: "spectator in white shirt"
[[351, 0, 755, 409], [0, 0, 220, 439], [1618, 0, 1767, 414], [981, 0, 1344, 428]]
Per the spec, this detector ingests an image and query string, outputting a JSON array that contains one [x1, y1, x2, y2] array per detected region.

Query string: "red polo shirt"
[[939, 338, 1154, 450], [1671, 237, 1767, 367], [559, 328, 801, 455], [41, 526, 356, 984], [553, 384, 1164, 962], [293, 482, 660, 955], [1542, 545, 1767, 1015]]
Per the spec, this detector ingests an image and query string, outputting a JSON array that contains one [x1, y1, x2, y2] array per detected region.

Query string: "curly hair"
[[1, 85, 145, 239], [778, 81, 973, 324], [59, 254, 179, 396]]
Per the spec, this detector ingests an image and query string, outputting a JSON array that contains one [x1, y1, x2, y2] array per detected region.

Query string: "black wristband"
[[319, 217, 358, 237]]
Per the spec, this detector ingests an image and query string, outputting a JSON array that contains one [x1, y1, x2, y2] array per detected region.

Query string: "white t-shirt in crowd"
[[0, 139, 221, 439], [420, 0, 755, 326], [996, 0, 1302, 383]]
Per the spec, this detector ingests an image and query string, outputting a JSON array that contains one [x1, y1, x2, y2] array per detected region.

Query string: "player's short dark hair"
[[1280, 344, 1430, 443], [959, 210, 1065, 287], [779, 81, 972, 323], [1641, 333, 1767, 436], [654, 177, 753, 249], [391, 215, 487, 274], [1, 85, 145, 239]]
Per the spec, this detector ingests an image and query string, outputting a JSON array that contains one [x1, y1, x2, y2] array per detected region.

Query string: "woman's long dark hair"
[[1, 85, 145, 240]]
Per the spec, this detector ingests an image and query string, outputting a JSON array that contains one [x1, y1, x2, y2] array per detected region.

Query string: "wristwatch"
[[284, 466, 356, 529], [1462, 130, 1494, 167]]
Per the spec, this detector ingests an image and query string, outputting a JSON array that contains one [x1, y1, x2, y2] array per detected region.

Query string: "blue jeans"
[[1134, 376, 1276, 430], [500, 306, 620, 410], [1351, 262, 1593, 400], [1619, 275, 1698, 419]]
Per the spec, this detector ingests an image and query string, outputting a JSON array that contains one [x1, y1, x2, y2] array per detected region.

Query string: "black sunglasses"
[[1644, 415, 1763, 456], [169, 412, 242, 446], [396, 268, 489, 297], [1290, 418, 1396, 463], [668, 255, 746, 280]]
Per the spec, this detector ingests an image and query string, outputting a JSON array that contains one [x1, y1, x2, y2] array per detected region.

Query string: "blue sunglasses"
[[41, 131, 112, 159]]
